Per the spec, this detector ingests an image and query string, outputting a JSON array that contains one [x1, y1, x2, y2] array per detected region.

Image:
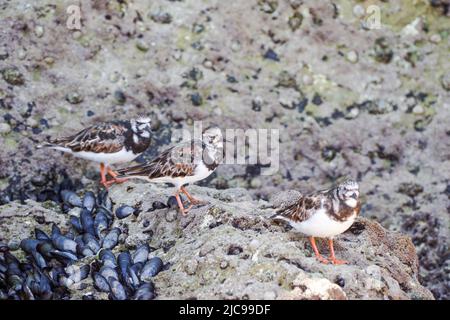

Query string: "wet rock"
[[281, 274, 347, 300], [105, 183, 433, 300], [114, 90, 126, 105], [34, 25, 44, 38], [190, 92, 203, 106], [0, 49, 8, 60], [360, 100, 394, 115], [150, 11, 172, 24], [231, 41, 241, 52], [346, 50, 358, 63], [65, 92, 84, 104], [441, 73, 450, 91], [414, 116, 433, 132], [186, 67, 203, 81], [264, 49, 279, 61], [0, 123, 11, 134], [398, 183, 424, 198], [288, 11, 303, 31], [277, 71, 297, 88], [289, 0, 302, 9], [312, 93, 323, 105], [136, 40, 149, 52], [192, 23, 205, 34], [373, 37, 393, 64], [259, 0, 278, 14], [321, 146, 336, 162], [1, 67, 25, 85], [252, 98, 263, 111]]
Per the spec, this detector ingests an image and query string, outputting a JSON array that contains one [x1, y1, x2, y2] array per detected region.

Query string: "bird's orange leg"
[[180, 186, 205, 205], [175, 190, 189, 216], [99, 163, 109, 188], [106, 167, 128, 184], [309, 237, 329, 264], [328, 239, 347, 265]]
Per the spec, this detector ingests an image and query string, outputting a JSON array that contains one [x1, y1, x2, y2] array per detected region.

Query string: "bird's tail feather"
[[36, 142, 55, 149]]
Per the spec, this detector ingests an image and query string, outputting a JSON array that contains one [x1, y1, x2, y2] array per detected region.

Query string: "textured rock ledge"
[[0, 183, 434, 300]]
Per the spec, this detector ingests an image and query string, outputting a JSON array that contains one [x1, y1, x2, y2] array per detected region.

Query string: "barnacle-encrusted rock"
[[0, 183, 434, 300], [1, 67, 25, 85], [109, 183, 433, 300], [0, 0, 448, 300]]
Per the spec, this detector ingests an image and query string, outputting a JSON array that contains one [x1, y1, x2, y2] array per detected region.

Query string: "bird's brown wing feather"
[[117, 140, 203, 179], [50, 122, 126, 153], [273, 193, 324, 223]]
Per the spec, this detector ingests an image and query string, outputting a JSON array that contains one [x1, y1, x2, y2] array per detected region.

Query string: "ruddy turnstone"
[[115, 127, 223, 215], [41, 117, 152, 188], [272, 180, 360, 265]]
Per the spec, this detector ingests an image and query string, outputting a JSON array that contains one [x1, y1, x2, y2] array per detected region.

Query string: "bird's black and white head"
[[337, 180, 359, 208], [131, 116, 152, 139], [202, 127, 223, 150]]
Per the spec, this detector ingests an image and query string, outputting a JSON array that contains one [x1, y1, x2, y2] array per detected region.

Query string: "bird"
[[40, 116, 152, 188], [271, 179, 361, 265], [114, 127, 223, 215]]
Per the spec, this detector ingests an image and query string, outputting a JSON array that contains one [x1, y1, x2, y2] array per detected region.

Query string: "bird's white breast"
[[52, 146, 138, 165], [284, 208, 356, 238]]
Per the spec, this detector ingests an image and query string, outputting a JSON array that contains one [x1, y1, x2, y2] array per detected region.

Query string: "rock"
[[150, 11, 172, 24], [0, 123, 11, 134], [412, 105, 425, 115], [0, 0, 447, 301], [136, 40, 149, 52], [17, 49, 27, 60], [441, 73, 450, 91], [288, 11, 303, 31], [270, 189, 302, 209], [114, 90, 126, 104], [346, 50, 358, 63], [259, 0, 278, 14], [345, 106, 359, 119], [373, 37, 393, 64], [0, 49, 8, 60], [429, 34, 442, 44], [66, 92, 84, 104], [0, 183, 437, 300], [302, 74, 313, 86], [280, 273, 347, 300], [110, 183, 433, 299], [190, 92, 203, 106], [0, 200, 68, 242], [398, 183, 424, 198], [231, 41, 241, 52], [264, 49, 279, 61], [289, 0, 302, 9], [1, 67, 25, 85], [321, 146, 337, 162], [277, 71, 297, 88], [352, 4, 365, 18], [34, 25, 44, 38]]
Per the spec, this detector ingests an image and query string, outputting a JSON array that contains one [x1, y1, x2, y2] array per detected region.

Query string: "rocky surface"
[[0, 183, 434, 300], [0, 0, 448, 298]]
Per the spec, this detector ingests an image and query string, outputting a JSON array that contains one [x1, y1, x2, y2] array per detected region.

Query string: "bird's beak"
[[351, 193, 358, 199]]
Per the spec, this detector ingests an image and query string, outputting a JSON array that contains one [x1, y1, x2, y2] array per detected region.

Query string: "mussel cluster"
[[0, 189, 163, 300]]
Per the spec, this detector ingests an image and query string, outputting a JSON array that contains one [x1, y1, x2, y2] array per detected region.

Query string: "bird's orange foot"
[[112, 177, 128, 184], [103, 179, 115, 188], [329, 258, 347, 265], [100, 179, 110, 189], [190, 198, 207, 206], [316, 255, 329, 264], [180, 187, 207, 206]]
